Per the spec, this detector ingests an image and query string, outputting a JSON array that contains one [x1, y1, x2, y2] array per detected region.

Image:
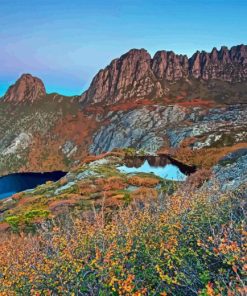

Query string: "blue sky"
[[0, 0, 246, 96]]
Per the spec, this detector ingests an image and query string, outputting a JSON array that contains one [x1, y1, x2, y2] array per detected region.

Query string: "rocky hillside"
[[0, 75, 99, 175], [0, 44, 247, 176], [89, 104, 247, 156]]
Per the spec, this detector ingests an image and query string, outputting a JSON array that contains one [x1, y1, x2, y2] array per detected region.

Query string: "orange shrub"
[[130, 187, 158, 200], [127, 176, 160, 187], [48, 199, 78, 211], [95, 176, 127, 191]]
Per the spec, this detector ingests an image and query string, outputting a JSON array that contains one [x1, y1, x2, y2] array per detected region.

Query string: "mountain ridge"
[[81, 44, 247, 105], [2, 44, 247, 105]]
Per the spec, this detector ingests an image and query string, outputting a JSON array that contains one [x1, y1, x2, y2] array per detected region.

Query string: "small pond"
[[118, 160, 186, 181], [0, 171, 66, 200], [118, 154, 196, 181]]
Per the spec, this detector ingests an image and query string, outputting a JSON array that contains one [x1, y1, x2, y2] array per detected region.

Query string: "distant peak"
[[3, 74, 46, 103]]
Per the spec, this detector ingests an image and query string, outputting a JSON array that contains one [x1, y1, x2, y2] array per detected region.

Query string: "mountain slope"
[[0, 75, 99, 175]]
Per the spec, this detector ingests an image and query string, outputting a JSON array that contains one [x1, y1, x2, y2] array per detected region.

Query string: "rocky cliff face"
[[189, 45, 247, 80], [81, 49, 155, 104], [81, 44, 247, 105], [3, 74, 46, 103]]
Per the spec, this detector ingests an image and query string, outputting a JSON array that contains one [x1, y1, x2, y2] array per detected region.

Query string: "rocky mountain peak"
[[81, 44, 247, 105], [81, 48, 152, 104], [3, 74, 46, 103], [230, 44, 247, 64], [151, 50, 189, 81]]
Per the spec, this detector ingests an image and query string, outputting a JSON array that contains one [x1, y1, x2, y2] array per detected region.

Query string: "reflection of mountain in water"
[[124, 154, 196, 176]]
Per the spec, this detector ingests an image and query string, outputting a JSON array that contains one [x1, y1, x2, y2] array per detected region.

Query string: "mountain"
[[0, 76, 98, 175], [3, 74, 46, 103], [81, 44, 247, 105], [0, 44, 247, 177]]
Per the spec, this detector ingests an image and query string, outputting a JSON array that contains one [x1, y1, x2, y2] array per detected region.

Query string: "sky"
[[0, 0, 246, 97]]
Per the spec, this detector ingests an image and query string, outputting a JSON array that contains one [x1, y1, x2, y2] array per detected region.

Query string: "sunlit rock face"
[[81, 45, 247, 105], [3, 74, 46, 103]]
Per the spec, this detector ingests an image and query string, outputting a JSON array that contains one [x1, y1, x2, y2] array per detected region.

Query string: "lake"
[[0, 171, 66, 200]]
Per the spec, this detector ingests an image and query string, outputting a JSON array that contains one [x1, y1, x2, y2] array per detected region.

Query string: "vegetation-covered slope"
[[0, 95, 99, 175], [0, 171, 246, 295]]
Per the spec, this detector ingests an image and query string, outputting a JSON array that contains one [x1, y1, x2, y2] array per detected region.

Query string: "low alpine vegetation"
[[0, 185, 246, 295]]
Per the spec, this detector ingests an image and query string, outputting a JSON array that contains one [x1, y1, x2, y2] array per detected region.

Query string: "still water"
[[118, 160, 187, 181], [0, 171, 66, 200]]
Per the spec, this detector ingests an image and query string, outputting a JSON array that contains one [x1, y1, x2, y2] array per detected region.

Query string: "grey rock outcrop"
[[210, 148, 247, 192], [90, 105, 187, 154], [90, 104, 247, 155]]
